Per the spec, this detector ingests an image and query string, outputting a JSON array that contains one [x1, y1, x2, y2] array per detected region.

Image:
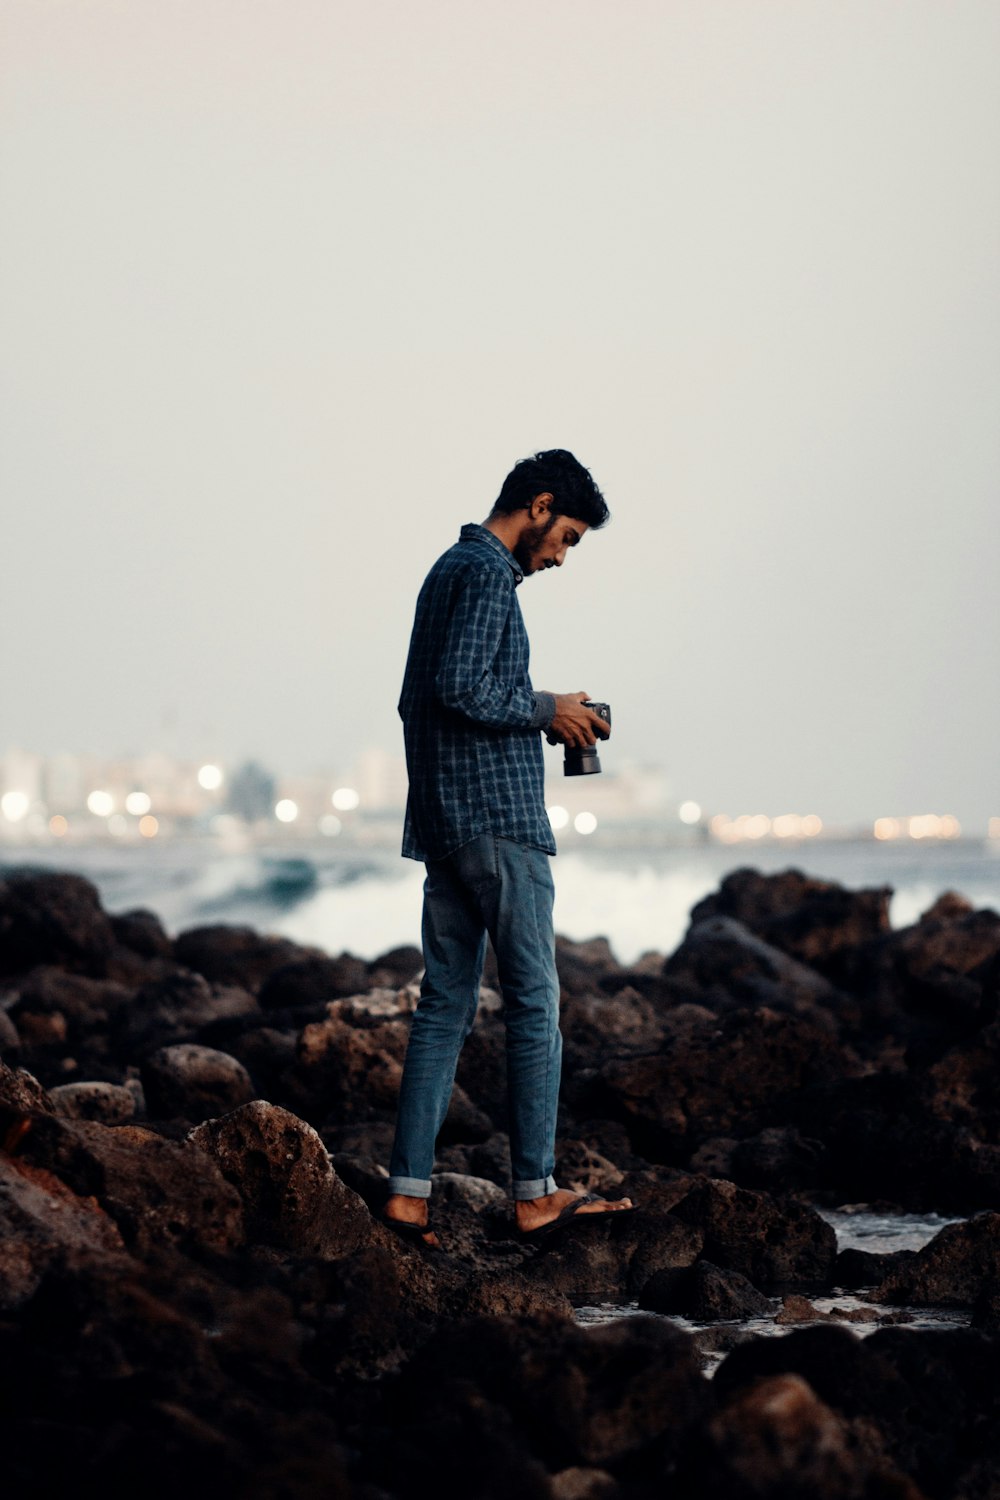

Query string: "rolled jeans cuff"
[[386, 1175, 432, 1199], [512, 1174, 558, 1202]]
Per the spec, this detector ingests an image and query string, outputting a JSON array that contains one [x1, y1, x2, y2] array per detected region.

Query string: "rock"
[[437, 1081, 494, 1144], [141, 1043, 256, 1121], [665, 914, 846, 1013], [835, 1247, 914, 1289], [13, 1113, 244, 1255], [0, 1008, 20, 1052], [49, 1081, 136, 1124], [555, 935, 624, 995], [688, 868, 891, 975], [109, 907, 172, 958], [0, 869, 116, 976], [971, 1280, 1000, 1333], [431, 1171, 506, 1209], [554, 1139, 625, 1197], [676, 1372, 885, 1499], [729, 1125, 827, 1194], [873, 1212, 1000, 1305], [111, 971, 259, 1059], [0, 1059, 54, 1114], [550, 1467, 620, 1500], [671, 1178, 837, 1286], [188, 1099, 372, 1257], [0, 1151, 128, 1307], [172, 925, 317, 993], [775, 1293, 836, 1324], [258, 953, 371, 1010], [640, 1260, 772, 1320], [367, 944, 423, 986], [597, 1005, 847, 1162], [624, 1213, 704, 1297], [7, 967, 132, 1074], [281, 1004, 407, 1126]]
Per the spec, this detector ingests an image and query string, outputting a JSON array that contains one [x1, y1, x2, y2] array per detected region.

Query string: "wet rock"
[[597, 1005, 847, 1162], [775, 1293, 837, 1324], [676, 1372, 891, 1499], [110, 907, 173, 958], [14, 1113, 244, 1255], [172, 925, 317, 993], [0, 869, 116, 977], [688, 867, 891, 976], [873, 1212, 1000, 1305], [640, 1260, 772, 1320], [49, 1080, 136, 1124], [141, 1043, 255, 1122], [188, 1099, 372, 1257], [671, 1177, 837, 1285], [836, 1246, 915, 1289], [0, 1151, 128, 1307], [518, 1206, 651, 1301], [258, 952, 371, 1010], [111, 971, 259, 1060]]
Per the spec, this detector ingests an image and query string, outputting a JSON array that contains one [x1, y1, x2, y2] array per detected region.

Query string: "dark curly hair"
[[491, 449, 610, 530]]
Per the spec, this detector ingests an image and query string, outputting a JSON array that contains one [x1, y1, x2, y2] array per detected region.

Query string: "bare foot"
[[383, 1192, 440, 1248], [514, 1188, 634, 1236]]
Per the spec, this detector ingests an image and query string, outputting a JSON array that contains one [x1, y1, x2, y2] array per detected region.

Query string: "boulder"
[[109, 907, 173, 958], [0, 1059, 54, 1114], [0, 1151, 128, 1307], [172, 925, 317, 993], [188, 1100, 372, 1258], [671, 1178, 837, 1286], [639, 1260, 772, 1320], [7, 967, 132, 1075], [12, 1113, 244, 1255], [257, 952, 371, 1010], [873, 1212, 1000, 1306], [111, 971, 259, 1060], [49, 1080, 136, 1124], [141, 1043, 255, 1121], [281, 1004, 408, 1126], [0, 869, 116, 976]]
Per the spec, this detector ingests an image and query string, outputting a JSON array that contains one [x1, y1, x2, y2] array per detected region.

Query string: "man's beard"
[[512, 513, 557, 574]]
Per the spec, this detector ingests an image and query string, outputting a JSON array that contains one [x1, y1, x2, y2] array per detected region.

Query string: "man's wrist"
[[529, 691, 556, 731]]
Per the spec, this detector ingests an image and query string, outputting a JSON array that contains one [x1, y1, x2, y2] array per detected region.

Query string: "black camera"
[[564, 701, 611, 777]]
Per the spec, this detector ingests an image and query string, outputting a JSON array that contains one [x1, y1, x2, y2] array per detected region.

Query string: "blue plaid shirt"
[[399, 524, 557, 862]]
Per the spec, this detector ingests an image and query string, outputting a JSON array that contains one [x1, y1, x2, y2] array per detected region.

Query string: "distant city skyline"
[[3, 3, 998, 828]]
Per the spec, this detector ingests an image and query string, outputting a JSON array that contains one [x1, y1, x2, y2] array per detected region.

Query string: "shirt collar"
[[459, 523, 524, 584]]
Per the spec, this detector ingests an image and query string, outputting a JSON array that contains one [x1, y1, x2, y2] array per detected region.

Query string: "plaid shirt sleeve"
[[435, 568, 555, 731]]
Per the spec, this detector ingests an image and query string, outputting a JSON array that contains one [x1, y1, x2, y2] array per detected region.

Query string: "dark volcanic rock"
[[664, 914, 845, 1014], [729, 1125, 827, 1194], [873, 1212, 1000, 1306], [835, 1246, 915, 1289], [7, 966, 132, 1077], [0, 1151, 128, 1307], [672, 1177, 837, 1286], [172, 924, 316, 993], [639, 1259, 773, 1320], [598, 1005, 846, 1162], [141, 1043, 256, 1121], [0, 1058, 54, 1114], [376, 1311, 709, 1493], [258, 952, 372, 1009], [0, 869, 116, 976], [188, 1099, 372, 1257], [688, 867, 891, 975], [13, 1114, 244, 1255], [281, 1004, 407, 1126], [49, 1080, 136, 1124], [111, 970, 259, 1060], [367, 943, 423, 987], [109, 906, 173, 958]]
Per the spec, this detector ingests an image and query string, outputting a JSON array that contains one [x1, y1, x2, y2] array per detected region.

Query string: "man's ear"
[[529, 492, 554, 520]]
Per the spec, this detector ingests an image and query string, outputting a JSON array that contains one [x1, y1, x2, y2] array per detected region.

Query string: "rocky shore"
[[1, 864, 999, 1498]]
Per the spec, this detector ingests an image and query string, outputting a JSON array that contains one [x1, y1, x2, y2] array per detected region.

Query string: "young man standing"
[[385, 449, 634, 1246]]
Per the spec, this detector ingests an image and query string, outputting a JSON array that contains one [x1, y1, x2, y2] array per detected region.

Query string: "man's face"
[[514, 511, 589, 576]]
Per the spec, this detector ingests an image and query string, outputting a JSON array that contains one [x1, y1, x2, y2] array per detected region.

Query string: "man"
[[385, 449, 634, 1247]]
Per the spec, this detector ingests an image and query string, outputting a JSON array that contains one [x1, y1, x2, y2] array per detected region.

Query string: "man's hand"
[[544, 692, 611, 748]]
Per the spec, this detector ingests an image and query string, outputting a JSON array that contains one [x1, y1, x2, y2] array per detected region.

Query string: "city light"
[[49, 815, 68, 836], [801, 814, 823, 837], [198, 764, 224, 791], [275, 799, 299, 823], [319, 814, 342, 837], [678, 800, 702, 825], [138, 815, 159, 838], [332, 787, 360, 812], [87, 791, 114, 817], [990, 818, 1000, 840], [547, 805, 570, 831], [574, 811, 598, 835], [874, 817, 901, 841], [125, 791, 151, 816], [1, 791, 29, 821]]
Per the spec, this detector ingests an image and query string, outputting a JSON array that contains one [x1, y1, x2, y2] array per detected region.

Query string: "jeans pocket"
[[450, 833, 500, 893]]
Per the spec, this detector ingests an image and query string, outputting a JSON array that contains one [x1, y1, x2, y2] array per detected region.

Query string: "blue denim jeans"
[[388, 834, 561, 1201]]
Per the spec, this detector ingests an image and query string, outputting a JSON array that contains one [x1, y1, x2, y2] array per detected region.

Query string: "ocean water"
[[5, 835, 998, 965]]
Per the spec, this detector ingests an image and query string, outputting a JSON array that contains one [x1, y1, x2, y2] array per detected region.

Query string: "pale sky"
[[2, 1, 998, 826]]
